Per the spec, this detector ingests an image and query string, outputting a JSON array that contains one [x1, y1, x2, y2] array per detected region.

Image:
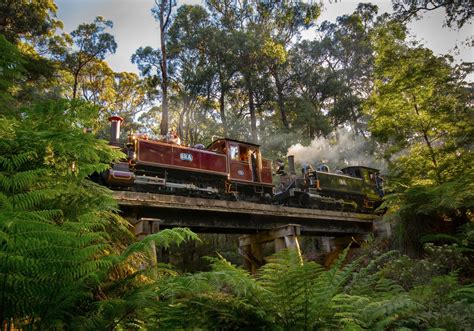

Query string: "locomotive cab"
[[341, 166, 384, 198], [208, 139, 273, 198], [273, 157, 384, 212]]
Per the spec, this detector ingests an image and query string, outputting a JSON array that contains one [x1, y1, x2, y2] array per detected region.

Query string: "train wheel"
[[230, 191, 239, 201], [263, 193, 272, 204], [312, 200, 320, 210], [299, 193, 310, 208]]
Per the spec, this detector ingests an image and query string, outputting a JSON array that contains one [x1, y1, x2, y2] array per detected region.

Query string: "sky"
[[55, 0, 473, 74]]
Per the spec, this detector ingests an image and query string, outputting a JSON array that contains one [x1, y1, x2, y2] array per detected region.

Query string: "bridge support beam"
[[239, 224, 302, 273], [322, 234, 371, 268], [131, 217, 164, 268]]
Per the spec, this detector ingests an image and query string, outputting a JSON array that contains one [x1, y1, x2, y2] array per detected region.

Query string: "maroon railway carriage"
[[104, 119, 273, 200]]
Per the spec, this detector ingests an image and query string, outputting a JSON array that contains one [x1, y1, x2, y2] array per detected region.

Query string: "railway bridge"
[[114, 191, 387, 271]]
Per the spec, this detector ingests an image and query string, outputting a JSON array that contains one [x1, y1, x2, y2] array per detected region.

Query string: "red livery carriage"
[[104, 118, 273, 201]]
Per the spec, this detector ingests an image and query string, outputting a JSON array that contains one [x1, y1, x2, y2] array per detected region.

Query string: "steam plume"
[[287, 129, 386, 171]]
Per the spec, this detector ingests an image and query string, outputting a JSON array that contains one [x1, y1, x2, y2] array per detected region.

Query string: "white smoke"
[[287, 128, 386, 171]]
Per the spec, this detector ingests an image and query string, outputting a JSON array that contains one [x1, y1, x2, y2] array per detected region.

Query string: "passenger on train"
[[302, 163, 314, 174], [316, 164, 329, 172], [274, 159, 286, 175], [194, 143, 205, 150], [165, 130, 181, 145]]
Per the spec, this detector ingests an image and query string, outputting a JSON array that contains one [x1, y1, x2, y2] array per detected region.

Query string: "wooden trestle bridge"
[[114, 191, 386, 271]]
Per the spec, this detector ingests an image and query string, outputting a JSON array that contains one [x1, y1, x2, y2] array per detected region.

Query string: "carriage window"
[[354, 169, 362, 178], [230, 145, 239, 160], [239, 146, 249, 162], [369, 172, 376, 183], [209, 141, 225, 153]]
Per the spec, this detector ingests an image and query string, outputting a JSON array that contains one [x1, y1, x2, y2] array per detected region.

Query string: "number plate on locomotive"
[[180, 153, 193, 161]]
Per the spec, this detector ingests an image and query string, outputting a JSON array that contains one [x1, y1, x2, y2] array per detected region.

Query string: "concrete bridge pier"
[[239, 224, 302, 273]]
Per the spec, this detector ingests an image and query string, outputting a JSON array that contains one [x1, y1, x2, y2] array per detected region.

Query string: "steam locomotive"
[[102, 116, 384, 213]]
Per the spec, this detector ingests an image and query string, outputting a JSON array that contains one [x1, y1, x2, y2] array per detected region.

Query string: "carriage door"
[[249, 148, 261, 183]]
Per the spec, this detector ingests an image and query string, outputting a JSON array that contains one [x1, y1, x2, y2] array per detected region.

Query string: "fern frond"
[[10, 188, 61, 210], [121, 228, 199, 261], [349, 250, 401, 296], [0, 169, 48, 192], [0, 191, 12, 209], [202, 255, 266, 301], [0, 151, 36, 172], [257, 249, 324, 328], [361, 295, 424, 329], [451, 283, 474, 304]]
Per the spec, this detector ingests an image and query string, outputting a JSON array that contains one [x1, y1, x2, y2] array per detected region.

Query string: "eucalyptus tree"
[[258, 1, 321, 131], [0, 35, 25, 111], [75, 60, 150, 133], [392, 0, 473, 28], [132, 0, 176, 136], [364, 20, 473, 252], [153, 0, 176, 135], [112, 72, 151, 132], [168, 5, 214, 142], [59, 16, 117, 100], [314, 3, 384, 135], [0, 1, 69, 105], [204, 0, 320, 142], [288, 40, 334, 139], [78, 59, 115, 110]]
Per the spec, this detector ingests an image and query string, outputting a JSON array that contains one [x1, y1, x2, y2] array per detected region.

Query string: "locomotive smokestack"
[[288, 155, 296, 174], [108, 115, 123, 145]]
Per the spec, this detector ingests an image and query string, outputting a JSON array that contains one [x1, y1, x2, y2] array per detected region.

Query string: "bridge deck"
[[114, 191, 376, 236]]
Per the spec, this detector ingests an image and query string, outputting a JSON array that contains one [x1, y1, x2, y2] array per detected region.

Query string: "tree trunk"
[[273, 69, 289, 130], [247, 82, 258, 142], [185, 108, 191, 144], [72, 70, 80, 99], [309, 124, 315, 140], [159, 0, 169, 136], [178, 97, 189, 143], [219, 85, 227, 135], [413, 95, 442, 183]]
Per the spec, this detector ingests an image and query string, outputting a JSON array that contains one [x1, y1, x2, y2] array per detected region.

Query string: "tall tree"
[[168, 5, 213, 141], [152, 0, 176, 136], [61, 17, 117, 99], [314, 4, 384, 135], [204, 0, 320, 142], [0, 35, 25, 110], [366, 21, 472, 185], [259, 1, 321, 131]]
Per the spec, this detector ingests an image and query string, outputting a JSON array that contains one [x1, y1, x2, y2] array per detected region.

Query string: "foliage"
[[130, 248, 434, 330], [58, 16, 117, 99], [367, 21, 472, 185], [409, 275, 474, 330], [392, 0, 473, 28], [0, 100, 119, 328], [366, 20, 472, 254], [0, 35, 25, 109], [381, 244, 471, 289], [381, 172, 473, 254], [0, 99, 199, 329], [0, 0, 61, 43]]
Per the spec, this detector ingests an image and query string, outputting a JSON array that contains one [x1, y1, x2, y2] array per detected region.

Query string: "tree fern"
[[0, 104, 130, 329], [257, 249, 324, 329]]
